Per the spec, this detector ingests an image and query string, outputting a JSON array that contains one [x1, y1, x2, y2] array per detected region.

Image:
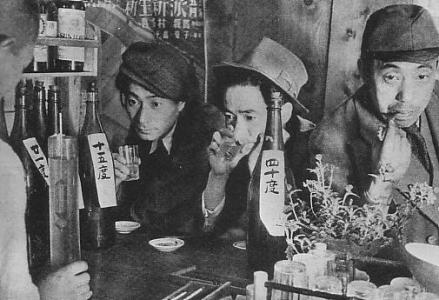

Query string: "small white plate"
[[149, 237, 184, 252], [115, 221, 141, 234], [233, 240, 246, 250]]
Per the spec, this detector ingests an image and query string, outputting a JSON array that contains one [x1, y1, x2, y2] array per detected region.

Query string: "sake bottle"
[[47, 85, 61, 136], [79, 81, 117, 250], [247, 89, 288, 276], [33, 81, 48, 154], [10, 83, 50, 272], [0, 97, 9, 143]]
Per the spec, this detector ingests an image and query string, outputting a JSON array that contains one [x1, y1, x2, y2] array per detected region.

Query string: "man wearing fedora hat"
[[310, 4, 439, 247], [202, 37, 314, 238], [113, 42, 223, 237]]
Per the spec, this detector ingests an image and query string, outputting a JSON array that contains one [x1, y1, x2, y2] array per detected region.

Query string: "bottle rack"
[[23, 36, 99, 78]]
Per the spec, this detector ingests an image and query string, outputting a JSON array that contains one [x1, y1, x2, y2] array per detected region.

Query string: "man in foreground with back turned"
[[310, 4, 439, 249], [0, 0, 91, 299]]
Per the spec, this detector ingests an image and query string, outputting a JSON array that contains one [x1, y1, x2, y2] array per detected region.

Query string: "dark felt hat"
[[362, 4, 439, 62], [118, 42, 198, 102], [214, 37, 309, 114]]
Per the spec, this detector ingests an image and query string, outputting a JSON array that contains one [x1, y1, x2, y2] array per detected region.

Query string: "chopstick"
[[169, 291, 187, 300], [181, 287, 204, 300]]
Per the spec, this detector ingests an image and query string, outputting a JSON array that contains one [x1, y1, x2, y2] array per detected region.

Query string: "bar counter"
[[82, 228, 412, 300], [82, 229, 248, 300]]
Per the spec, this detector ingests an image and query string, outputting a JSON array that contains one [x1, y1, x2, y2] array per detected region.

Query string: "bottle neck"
[[11, 97, 30, 140], [48, 97, 60, 135], [263, 100, 284, 151]]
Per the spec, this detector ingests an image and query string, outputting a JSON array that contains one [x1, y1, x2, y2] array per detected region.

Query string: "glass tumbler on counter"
[[118, 144, 140, 181], [49, 134, 81, 268], [271, 260, 307, 300]]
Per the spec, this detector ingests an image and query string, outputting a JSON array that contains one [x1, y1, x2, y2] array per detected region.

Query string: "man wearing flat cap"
[[113, 42, 223, 236], [202, 37, 314, 241], [310, 4, 439, 247]]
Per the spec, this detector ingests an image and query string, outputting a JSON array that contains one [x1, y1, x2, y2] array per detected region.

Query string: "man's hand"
[[38, 261, 92, 300], [207, 129, 254, 177], [113, 152, 130, 188], [367, 119, 412, 204]]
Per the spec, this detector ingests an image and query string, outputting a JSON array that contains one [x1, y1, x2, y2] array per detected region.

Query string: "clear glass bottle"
[[247, 89, 288, 276], [79, 81, 116, 250]]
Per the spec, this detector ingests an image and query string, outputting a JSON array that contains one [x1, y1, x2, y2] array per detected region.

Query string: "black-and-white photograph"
[[2, 0, 439, 299]]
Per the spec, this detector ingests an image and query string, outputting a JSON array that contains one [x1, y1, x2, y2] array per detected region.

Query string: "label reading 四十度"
[[259, 149, 286, 236]]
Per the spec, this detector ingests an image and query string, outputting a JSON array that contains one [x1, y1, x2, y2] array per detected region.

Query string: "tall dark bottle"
[[247, 89, 288, 276], [79, 81, 117, 250], [0, 97, 9, 143], [10, 85, 50, 273], [47, 85, 61, 136], [33, 81, 48, 153]]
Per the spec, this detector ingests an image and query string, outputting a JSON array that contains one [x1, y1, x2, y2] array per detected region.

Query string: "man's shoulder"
[[310, 97, 358, 146], [0, 140, 23, 170]]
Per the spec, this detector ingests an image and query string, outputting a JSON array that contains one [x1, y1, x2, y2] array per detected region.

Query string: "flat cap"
[[362, 4, 439, 62], [214, 37, 309, 114], [118, 42, 199, 102]]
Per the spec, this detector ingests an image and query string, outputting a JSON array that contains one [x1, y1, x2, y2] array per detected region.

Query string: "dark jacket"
[[211, 115, 314, 236], [118, 102, 223, 237], [309, 85, 439, 247]]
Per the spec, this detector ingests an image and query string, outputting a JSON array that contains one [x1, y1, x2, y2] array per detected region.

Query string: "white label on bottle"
[[57, 46, 85, 62], [34, 45, 48, 62], [87, 133, 117, 208], [39, 13, 48, 37], [58, 8, 85, 39], [46, 21, 58, 37], [259, 149, 286, 236], [23, 138, 50, 185]]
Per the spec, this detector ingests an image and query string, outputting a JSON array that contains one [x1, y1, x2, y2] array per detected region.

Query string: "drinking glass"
[[271, 260, 307, 300], [118, 144, 140, 181], [311, 275, 342, 300]]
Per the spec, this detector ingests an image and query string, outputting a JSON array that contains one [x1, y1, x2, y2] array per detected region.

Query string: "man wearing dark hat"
[[202, 37, 314, 239], [310, 4, 439, 246], [113, 42, 223, 236]]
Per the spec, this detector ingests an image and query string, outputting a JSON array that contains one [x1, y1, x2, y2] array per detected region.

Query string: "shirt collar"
[[149, 122, 177, 155]]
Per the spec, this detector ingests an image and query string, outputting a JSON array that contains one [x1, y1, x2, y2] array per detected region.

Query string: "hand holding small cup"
[[113, 145, 141, 188]]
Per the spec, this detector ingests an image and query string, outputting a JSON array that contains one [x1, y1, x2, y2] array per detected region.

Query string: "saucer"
[[149, 237, 185, 252], [115, 221, 141, 234]]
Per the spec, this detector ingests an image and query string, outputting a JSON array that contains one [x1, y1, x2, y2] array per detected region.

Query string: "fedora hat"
[[214, 37, 309, 114], [362, 4, 439, 62]]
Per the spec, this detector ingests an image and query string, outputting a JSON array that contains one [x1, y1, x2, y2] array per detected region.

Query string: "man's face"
[[370, 59, 438, 127], [125, 83, 185, 141], [224, 85, 268, 145], [0, 44, 33, 97]]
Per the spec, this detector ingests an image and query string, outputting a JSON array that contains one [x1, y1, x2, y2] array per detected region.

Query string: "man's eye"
[[152, 101, 162, 108], [245, 115, 255, 121], [383, 73, 400, 82], [418, 73, 431, 80], [127, 98, 138, 106]]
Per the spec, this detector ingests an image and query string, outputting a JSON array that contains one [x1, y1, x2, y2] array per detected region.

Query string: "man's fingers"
[[63, 261, 88, 276], [80, 290, 93, 300], [75, 283, 91, 295], [112, 152, 127, 165], [218, 128, 234, 138], [75, 272, 91, 286]]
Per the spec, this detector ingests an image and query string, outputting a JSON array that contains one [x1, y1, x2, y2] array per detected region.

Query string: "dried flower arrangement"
[[284, 155, 439, 260]]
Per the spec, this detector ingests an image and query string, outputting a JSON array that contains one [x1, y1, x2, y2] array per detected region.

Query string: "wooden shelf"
[[22, 71, 97, 78], [36, 37, 99, 48]]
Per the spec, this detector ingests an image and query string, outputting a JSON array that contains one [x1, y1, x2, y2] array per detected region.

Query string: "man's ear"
[[177, 101, 186, 112], [281, 102, 293, 126]]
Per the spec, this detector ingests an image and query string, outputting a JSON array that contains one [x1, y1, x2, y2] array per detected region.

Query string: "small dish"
[[233, 240, 246, 250], [115, 221, 141, 234], [149, 237, 184, 252]]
